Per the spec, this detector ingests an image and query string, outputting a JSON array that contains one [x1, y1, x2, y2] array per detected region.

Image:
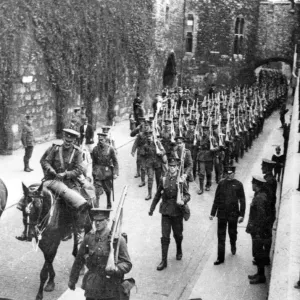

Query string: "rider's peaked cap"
[[63, 128, 80, 138], [91, 208, 113, 221]]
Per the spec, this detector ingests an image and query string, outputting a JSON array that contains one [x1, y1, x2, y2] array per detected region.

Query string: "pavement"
[[0, 103, 292, 300]]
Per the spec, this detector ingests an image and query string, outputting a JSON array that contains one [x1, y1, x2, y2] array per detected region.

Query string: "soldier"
[[209, 166, 245, 265], [261, 158, 277, 265], [149, 157, 191, 271], [271, 146, 284, 182], [184, 119, 197, 179], [169, 135, 193, 189], [133, 97, 145, 127], [246, 176, 269, 284], [212, 122, 224, 183], [68, 208, 133, 300], [91, 133, 119, 209], [196, 126, 217, 194], [70, 107, 82, 132], [160, 118, 173, 159], [21, 115, 35, 172], [279, 102, 289, 128], [141, 129, 166, 200], [79, 117, 95, 153], [102, 126, 117, 152]]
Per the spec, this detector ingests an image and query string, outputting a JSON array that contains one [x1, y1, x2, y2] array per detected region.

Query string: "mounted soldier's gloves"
[[68, 281, 75, 290], [57, 172, 66, 180]]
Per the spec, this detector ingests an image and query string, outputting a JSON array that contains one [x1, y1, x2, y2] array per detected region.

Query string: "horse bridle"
[[25, 193, 45, 227]]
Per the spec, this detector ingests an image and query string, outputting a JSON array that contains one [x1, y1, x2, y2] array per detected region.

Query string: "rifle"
[[176, 144, 185, 206], [105, 185, 128, 274]]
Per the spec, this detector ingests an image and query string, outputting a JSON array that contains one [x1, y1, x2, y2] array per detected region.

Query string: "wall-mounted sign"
[[12, 124, 19, 134], [22, 76, 33, 83]]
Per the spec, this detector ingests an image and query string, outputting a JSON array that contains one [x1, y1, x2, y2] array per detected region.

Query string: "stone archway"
[[163, 52, 177, 88], [254, 57, 293, 70]]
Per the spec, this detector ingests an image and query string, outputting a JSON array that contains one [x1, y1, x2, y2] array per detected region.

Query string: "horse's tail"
[[0, 178, 8, 218]]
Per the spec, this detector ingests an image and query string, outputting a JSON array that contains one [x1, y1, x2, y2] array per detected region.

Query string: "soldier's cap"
[[173, 116, 179, 120], [63, 128, 80, 138], [189, 119, 196, 125], [138, 117, 146, 122], [252, 175, 266, 185], [73, 107, 81, 112], [25, 115, 33, 120], [90, 208, 112, 221], [212, 122, 219, 128], [168, 157, 180, 166], [175, 135, 184, 140], [97, 132, 108, 137], [164, 118, 172, 123], [224, 165, 236, 174], [275, 146, 281, 151], [262, 158, 276, 166], [221, 118, 228, 123], [102, 126, 111, 131]]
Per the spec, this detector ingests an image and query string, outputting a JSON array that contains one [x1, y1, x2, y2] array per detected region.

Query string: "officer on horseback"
[[16, 128, 88, 241]]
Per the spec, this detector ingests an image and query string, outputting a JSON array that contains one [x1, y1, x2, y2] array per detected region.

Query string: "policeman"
[[210, 166, 245, 265], [91, 133, 119, 209], [68, 208, 133, 300], [21, 115, 35, 172], [141, 129, 166, 200], [261, 158, 277, 265], [149, 158, 191, 271], [246, 176, 269, 284]]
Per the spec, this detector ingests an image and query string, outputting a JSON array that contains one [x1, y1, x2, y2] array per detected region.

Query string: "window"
[[233, 17, 244, 55], [186, 32, 193, 53], [165, 6, 169, 24], [187, 14, 194, 32]]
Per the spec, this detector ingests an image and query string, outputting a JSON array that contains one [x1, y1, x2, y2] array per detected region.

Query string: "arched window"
[[186, 32, 193, 53], [165, 6, 169, 24], [233, 17, 244, 55]]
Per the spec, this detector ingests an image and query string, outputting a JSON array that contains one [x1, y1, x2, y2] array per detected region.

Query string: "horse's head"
[[22, 182, 45, 227]]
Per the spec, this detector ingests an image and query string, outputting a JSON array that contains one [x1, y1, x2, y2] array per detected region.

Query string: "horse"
[[21, 181, 92, 300], [0, 178, 8, 219]]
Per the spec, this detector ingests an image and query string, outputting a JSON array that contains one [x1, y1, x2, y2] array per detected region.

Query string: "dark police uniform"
[[210, 167, 245, 263]]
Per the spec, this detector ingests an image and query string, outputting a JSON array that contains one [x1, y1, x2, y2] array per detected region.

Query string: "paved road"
[[0, 108, 288, 300]]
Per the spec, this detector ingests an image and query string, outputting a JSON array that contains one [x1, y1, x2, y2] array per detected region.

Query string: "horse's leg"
[[35, 260, 49, 300], [44, 243, 59, 292], [72, 226, 86, 275]]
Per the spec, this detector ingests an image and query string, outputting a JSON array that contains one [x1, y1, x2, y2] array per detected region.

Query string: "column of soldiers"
[[130, 69, 287, 278]]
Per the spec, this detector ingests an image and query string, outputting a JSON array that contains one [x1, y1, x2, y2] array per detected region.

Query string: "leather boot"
[[249, 266, 266, 284], [139, 169, 146, 187], [175, 237, 183, 260], [106, 192, 112, 209], [145, 186, 152, 200], [28, 165, 34, 171], [24, 161, 31, 172], [157, 238, 169, 271], [198, 180, 204, 195]]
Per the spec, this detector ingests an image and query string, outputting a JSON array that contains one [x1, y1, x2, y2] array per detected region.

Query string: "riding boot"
[[24, 159, 31, 172], [249, 261, 266, 284], [145, 186, 152, 200], [175, 237, 183, 260], [106, 192, 112, 209], [198, 179, 204, 195], [157, 237, 170, 271]]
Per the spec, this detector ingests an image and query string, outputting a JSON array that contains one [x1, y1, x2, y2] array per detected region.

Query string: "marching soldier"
[[21, 115, 35, 172], [196, 126, 217, 194], [246, 176, 269, 284], [91, 133, 119, 209], [212, 122, 224, 183], [209, 166, 246, 265], [160, 118, 173, 159], [149, 157, 191, 271], [102, 125, 117, 152], [68, 208, 133, 300], [140, 129, 166, 200]]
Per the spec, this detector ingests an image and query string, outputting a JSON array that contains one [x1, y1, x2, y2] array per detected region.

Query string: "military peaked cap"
[[90, 208, 112, 221], [63, 128, 80, 138]]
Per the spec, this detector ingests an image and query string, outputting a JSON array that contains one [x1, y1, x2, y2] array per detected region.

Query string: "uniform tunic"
[[150, 171, 190, 241], [21, 123, 34, 165], [211, 178, 246, 260], [69, 227, 132, 299]]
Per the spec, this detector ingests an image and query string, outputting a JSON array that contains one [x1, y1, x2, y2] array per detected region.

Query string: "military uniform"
[[210, 167, 245, 263], [140, 130, 166, 200], [21, 115, 34, 172], [41, 131, 87, 210], [160, 123, 173, 159], [246, 176, 269, 284], [92, 137, 119, 208], [184, 122, 198, 179], [149, 159, 191, 271], [68, 209, 132, 300]]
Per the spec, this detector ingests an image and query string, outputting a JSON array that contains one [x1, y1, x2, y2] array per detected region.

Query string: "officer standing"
[[246, 176, 269, 284], [261, 158, 277, 265], [210, 166, 245, 265], [92, 133, 119, 209], [149, 158, 191, 271], [21, 115, 35, 172], [68, 208, 133, 300]]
